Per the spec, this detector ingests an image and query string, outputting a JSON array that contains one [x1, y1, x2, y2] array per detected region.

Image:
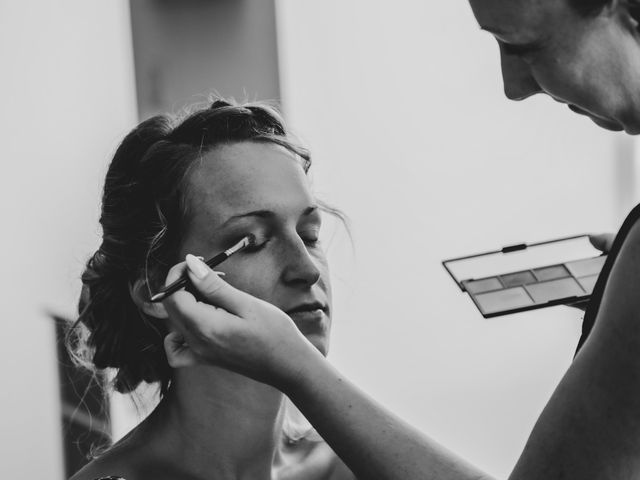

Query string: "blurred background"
[[1, 1, 638, 478]]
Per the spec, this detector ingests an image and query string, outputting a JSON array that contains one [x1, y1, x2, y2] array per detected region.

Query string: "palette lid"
[[442, 234, 604, 291]]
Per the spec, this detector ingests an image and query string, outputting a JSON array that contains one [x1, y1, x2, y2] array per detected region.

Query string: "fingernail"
[[186, 254, 209, 279]]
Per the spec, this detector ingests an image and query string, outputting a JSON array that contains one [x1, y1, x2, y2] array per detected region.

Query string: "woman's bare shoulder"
[[67, 445, 139, 480], [599, 218, 640, 321]]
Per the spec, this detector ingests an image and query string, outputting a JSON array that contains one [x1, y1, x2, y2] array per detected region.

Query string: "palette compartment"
[[443, 235, 607, 318]]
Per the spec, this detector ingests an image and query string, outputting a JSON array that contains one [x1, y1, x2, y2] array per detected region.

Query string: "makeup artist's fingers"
[[183, 254, 256, 317], [162, 290, 247, 361], [163, 289, 309, 387], [566, 299, 589, 312], [161, 256, 314, 387], [589, 232, 615, 253], [164, 330, 199, 368], [164, 260, 189, 286]]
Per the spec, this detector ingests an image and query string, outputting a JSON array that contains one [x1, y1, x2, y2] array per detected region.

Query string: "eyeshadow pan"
[[576, 274, 599, 294], [474, 287, 534, 315], [565, 256, 606, 278], [463, 277, 503, 294], [499, 270, 536, 287], [533, 264, 570, 282], [524, 277, 585, 303]]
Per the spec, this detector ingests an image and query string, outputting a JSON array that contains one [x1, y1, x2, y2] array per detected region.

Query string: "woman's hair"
[[68, 98, 310, 395]]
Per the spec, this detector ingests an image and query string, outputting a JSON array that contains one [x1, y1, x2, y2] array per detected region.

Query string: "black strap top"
[[576, 202, 640, 352]]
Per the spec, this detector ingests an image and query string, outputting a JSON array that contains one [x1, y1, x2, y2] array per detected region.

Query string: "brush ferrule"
[[224, 235, 253, 256]]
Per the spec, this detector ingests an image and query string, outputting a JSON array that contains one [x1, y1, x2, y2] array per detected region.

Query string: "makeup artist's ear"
[[130, 278, 169, 319]]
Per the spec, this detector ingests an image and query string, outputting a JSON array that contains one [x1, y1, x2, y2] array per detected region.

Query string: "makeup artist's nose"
[[281, 238, 321, 287], [500, 48, 543, 100]]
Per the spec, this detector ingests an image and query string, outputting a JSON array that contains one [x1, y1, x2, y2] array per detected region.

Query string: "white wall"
[[0, 2, 137, 477], [276, 1, 635, 477]]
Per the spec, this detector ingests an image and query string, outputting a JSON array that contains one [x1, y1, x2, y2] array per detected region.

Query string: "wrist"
[[276, 335, 326, 397]]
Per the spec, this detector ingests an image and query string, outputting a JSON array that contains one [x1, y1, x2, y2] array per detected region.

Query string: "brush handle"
[[150, 235, 253, 303], [150, 251, 229, 303]]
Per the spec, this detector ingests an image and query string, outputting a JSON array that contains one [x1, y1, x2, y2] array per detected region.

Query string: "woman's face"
[[178, 142, 332, 355], [469, 0, 640, 133]]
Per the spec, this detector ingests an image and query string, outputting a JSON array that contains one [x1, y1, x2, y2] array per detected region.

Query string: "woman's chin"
[[305, 334, 330, 356]]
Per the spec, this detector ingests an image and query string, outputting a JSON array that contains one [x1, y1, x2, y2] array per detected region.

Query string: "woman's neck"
[[146, 366, 286, 480]]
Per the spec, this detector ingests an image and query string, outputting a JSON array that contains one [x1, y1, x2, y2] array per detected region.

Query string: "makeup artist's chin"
[[568, 104, 625, 132], [590, 116, 625, 132]]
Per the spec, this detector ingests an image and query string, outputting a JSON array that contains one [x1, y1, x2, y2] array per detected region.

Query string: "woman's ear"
[[628, 0, 640, 32], [130, 278, 169, 319], [613, 0, 640, 33]]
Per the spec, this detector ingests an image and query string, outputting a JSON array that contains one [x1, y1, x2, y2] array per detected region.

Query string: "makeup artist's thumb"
[[589, 232, 615, 253], [184, 254, 251, 316]]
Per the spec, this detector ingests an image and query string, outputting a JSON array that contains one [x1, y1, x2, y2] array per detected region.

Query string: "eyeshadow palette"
[[442, 234, 607, 318]]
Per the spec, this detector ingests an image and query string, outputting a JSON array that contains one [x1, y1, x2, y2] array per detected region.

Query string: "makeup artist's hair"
[[567, 0, 611, 15], [568, 0, 640, 18], [68, 98, 311, 395]]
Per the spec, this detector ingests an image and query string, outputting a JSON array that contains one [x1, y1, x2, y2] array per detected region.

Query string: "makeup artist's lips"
[[568, 104, 624, 131]]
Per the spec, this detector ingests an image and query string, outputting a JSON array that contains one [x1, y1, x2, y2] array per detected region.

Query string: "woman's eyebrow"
[[219, 210, 275, 228], [219, 205, 319, 228]]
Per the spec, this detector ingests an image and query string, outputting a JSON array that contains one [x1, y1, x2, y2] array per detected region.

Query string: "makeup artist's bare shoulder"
[[597, 218, 640, 329]]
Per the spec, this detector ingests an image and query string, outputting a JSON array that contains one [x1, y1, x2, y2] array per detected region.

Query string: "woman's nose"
[[500, 48, 543, 101], [281, 239, 322, 287]]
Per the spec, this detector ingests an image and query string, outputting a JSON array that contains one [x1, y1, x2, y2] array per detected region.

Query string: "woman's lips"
[[287, 308, 325, 323]]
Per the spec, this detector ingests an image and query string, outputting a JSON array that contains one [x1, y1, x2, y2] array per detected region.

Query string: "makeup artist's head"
[[468, 0, 640, 133], [71, 99, 332, 395]]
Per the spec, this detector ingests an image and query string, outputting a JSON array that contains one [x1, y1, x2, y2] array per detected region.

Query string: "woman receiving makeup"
[[163, 1, 640, 479], [68, 100, 354, 480]]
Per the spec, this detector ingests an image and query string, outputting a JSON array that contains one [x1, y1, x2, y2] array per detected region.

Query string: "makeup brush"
[[150, 234, 256, 303]]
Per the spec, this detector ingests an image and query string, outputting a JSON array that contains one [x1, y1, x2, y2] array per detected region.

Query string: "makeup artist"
[[163, 0, 640, 478]]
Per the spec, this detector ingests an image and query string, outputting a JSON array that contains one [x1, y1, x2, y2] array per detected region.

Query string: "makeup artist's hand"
[[161, 255, 321, 390], [567, 232, 615, 312]]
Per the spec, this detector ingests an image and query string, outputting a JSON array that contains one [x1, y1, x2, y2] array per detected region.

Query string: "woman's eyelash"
[[244, 241, 268, 253], [242, 233, 269, 252], [236, 230, 320, 253]]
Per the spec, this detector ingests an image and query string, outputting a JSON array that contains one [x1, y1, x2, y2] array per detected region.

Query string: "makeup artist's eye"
[[300, 230, 320, 247], [500, 40, 542, 62]]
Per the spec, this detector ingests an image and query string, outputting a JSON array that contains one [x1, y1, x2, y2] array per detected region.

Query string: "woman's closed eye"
[[243, 232, 270, 253]]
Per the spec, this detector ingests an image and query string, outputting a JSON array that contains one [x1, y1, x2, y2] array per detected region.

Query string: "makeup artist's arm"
[[162, 257, 494, 480], [504, 222, 640, 480], [568, 232, 615, 311], [166, 233, 640, 480]]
